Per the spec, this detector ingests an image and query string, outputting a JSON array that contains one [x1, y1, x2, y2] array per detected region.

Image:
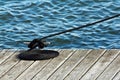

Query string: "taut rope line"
[[17, 14, 120, 50], [40, 14, 120, 40]]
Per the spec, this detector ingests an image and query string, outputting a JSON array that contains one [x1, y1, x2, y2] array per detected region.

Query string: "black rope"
[[26, 14, 120, 50], [40, 14, 120, 40]]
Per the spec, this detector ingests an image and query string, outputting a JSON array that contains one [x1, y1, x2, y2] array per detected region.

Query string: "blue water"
[[0, 0, 120, 49]]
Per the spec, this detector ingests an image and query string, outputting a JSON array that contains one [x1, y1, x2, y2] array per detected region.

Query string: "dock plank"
[[16, 60, 51, 80], [32, 49, 76, 80], [0, 50, 19, 78], [0, 49, 14, 64], [0, 49, 8, 64], [80, 49, 120, 80], [16, 50, 60, 80], [48, 49, 92, 80], [64, 49, 106, 80], [112, 70, 120, 80], [0, 49, 120, 80], [96, 51, 120, 80], [0, 58, 34, 80]]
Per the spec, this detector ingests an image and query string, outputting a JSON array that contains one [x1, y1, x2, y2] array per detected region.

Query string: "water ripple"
[[0, 0, 120, 49]]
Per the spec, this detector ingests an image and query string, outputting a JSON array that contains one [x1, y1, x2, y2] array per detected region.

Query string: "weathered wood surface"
[[0, 49, 120, 80]]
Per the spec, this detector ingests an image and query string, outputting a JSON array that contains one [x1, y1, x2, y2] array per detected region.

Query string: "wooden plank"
[[16, 50, 60, 80], [31, 49, 76, 80], [15, 50, 60, 80], [23, 50, 74, 80], [64, 49, 106, 80], [112, 70, 120, 80], [0, 49, 14, 64], [96, 51, 120, 80], [0, 50, 19, 78], [0, 49, 8, 64], [47, 49, 91, 80], [80, 49, 120, 80], [16, 60, 51, 80], [0, 49, 120, 80], [0, 57, 34, 80], [16, 50, 61, 80]]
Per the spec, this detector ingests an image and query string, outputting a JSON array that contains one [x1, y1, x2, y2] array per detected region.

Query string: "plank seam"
[[15, 61, 35, 80], [0, 49, 16, 65], [63, 49, 92, 79], [95, 50, 120, 80], [79, 49, 107, 80], [110, 50, 120, 80], [15, 50, 61, 80], [110, 68, 120, 80], [47, 50, 77, 80], [0, 49, 9, 64], [0, 50, 21, 78], [31, 59, 52, 80]]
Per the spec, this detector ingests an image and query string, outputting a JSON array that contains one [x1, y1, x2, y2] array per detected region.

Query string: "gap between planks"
[[0, 49, 120, 80]]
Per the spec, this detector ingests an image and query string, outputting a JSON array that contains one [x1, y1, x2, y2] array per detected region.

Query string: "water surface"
[[0, 0, 120, 49]]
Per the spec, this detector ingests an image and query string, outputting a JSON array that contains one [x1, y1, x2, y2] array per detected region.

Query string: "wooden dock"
[[0, 49, 120, 80]]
